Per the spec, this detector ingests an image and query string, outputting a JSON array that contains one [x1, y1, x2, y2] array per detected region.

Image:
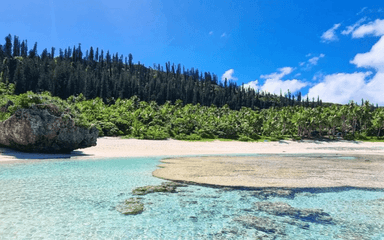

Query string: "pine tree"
[[89, 46, 94, 62], [13, 63, 26, 93], [29, 42, 38, 58], [4, 34, 12, 58], [20, 40, 28, 57], [51, 47, 55, 59], [13, 35, 20, 57]]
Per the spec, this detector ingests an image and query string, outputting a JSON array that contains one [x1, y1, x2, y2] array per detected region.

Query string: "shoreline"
[[1, 136, 384, 163], [1, 137, 384, 189]]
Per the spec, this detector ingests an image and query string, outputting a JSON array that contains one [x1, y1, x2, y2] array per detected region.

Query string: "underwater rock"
[[233, 215, 285, 235], [116, 197, 144, 215], [214, 226, 248, 239], [0, 103, 98, 153], [132, 181, 187, 195], [250, 189, 294, 199], [254, 201, 333, 224], [282, 218, 310, 230]]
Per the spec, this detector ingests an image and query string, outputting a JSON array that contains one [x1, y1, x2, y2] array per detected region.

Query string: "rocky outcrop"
[[132, 182, 188, 195], [254, 201, 333, 224], [116, 197, 144, 215], [0, 103, 98, 153]]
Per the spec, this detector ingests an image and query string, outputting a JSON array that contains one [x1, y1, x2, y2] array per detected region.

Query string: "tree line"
[[1, 87, 384, 141], [2, 34, 377, 111]]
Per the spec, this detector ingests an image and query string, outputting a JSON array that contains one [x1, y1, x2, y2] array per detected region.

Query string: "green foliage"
[[0, 82, 15, 95], [142, 126, 169, 140], [2, 88, 384, 143]]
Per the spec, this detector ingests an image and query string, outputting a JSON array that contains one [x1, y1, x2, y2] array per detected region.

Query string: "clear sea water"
[[0, 153, 383, 240]]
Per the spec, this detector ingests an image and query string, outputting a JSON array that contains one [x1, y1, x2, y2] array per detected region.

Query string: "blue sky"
[[1, 0, 384, 106]]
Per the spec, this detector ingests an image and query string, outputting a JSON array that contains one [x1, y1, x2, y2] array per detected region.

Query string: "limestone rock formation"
[[0, 103, 98, 153]]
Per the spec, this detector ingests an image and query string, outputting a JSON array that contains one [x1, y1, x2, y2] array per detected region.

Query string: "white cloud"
[[321, 23, 341, 42], [243, 80, 259, 91], [303, 72, 371, 103], [304, 26, 384, 105], [299, 62, 305, 66], [308, 54, 325, 66], [342, 17, 367, 35], [351, 35, 384, 71], [221, 32, 226, 38], [209, 31, 213, 35], [244, 67, 308, 96], [352, 19, 384, 38], [221, 69, 238, 82]]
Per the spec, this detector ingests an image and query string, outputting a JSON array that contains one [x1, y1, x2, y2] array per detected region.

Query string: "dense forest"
[[1, 34, 384, 142], [1, 34, 376, 110]]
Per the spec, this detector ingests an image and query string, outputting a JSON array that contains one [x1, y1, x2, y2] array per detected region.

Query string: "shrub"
[[143, 126, 169, 140]]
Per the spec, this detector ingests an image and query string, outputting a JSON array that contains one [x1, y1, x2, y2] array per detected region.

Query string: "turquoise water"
[[0, 154, 384, 239]]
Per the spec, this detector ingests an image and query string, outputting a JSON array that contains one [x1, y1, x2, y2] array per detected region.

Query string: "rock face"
[[0, 103, 98, 153]]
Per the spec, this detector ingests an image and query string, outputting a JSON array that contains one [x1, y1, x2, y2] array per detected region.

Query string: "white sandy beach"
[[1, 137, 384, 162]]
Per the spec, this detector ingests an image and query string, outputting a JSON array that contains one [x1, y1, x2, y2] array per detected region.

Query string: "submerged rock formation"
[[116, 197, 144, 215], [233, 215, 286, 235], [250, 189, 294, 199], [254, 201, 333, 224], [0, 103, 98, 153], [132, 182, 188, 195]]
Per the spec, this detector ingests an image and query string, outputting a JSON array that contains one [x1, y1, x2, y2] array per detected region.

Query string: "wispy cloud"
[[300, 53, 325, 70], [308, 54, 325, 66], [221, 69, 238, 82], [352, 19, 384, 38], [357, 7, 368, 15], [221, 32, 226, 38], [260, 67, 294, 80], [321, 23, 341, 42], [341, 17, 367, 35], [209, 31, 213, 35]]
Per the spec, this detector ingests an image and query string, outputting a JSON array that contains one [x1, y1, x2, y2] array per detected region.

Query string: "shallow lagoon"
[[0, 154, 383, 239]]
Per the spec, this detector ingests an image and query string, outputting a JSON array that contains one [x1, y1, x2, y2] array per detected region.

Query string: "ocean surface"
[[0, 153, 383, 240]]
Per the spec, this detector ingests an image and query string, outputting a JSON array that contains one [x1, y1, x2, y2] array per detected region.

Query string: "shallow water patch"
[[0, 155, 383, 239]]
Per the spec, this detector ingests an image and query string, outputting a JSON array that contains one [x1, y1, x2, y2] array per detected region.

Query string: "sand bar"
[[1, 137, 384, 188]]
